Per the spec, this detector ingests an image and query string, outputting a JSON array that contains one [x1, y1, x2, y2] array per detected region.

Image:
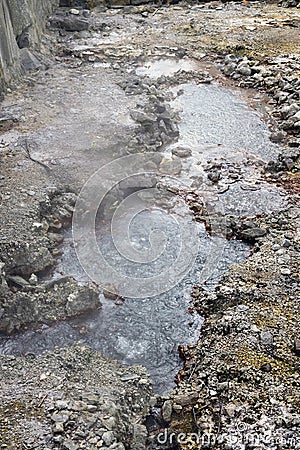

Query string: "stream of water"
[[0, 70, 288, 393]]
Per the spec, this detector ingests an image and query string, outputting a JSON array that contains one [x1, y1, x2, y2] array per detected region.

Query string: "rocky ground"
[[163, 206, 300, 449], [0, 345, 152, 449], [0, 0, 300, 449]]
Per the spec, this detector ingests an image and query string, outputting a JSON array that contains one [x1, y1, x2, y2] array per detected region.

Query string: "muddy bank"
[[0, 183, 101, 334], [0, 275, 100, 334]]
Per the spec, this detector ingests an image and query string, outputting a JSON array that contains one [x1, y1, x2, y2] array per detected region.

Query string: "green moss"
[[236, 344, 296, 381]]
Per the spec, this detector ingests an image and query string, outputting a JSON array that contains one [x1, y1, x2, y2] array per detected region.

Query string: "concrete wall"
[[0, 0, 58, 95]]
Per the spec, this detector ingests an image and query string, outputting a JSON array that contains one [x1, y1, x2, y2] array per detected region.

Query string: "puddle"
[[70, 32, 125, 51], [136, 58, 198, 78], [172, 84, 279, 160], [169, 83, 288, 216]]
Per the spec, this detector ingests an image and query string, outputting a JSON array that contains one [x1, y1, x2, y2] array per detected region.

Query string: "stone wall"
[[0, 0, 58, 95]]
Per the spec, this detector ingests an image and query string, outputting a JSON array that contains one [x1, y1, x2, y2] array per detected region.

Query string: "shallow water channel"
[[0, 72, 288, 393]]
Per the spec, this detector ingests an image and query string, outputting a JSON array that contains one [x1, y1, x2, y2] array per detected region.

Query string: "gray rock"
[[292, 110, 300, 121], [162, 399, 173, 423], [51, 411, 70, 423], [109, 444, 125, 450], [28, 273, 38, 285], [120, 374, 140, 382], [4, 243, 54, 276], [294, 340, 300, 357], [102, 431, 115, 446], [283, 157, 295, 170], [270, 131, 286, 143], [208, 169, 222, 183], [53, 422, 64, 433], [82, 10, 91, 18], [172, 147, 192, 158], [130, 110, 157, 124], [65, 282, 100, 316], [50, 15, 89, 32], [0, 277, 100, 334], [281, 103, 300, 119], [6, 275, 30, 288], [103, 284, 120, 301], [0, 115, 18, 131], [260, 363, 272, 372], [158, 119, 168, 135], [172, 403, 183, 413], [63, 441, 78, 450], [16, 27, 30, 49], [223, 62, 237, 76], [237, 62, 252, 76], [55, 400, 70, 410], [20, 48, 41, 72], [173, 392, 199, 406], [282, 120, 295, 130], [240, 227, 267, 241], [260, 331, 273, 347], [159, 157, 182, 175], [224, 54, 238, 65]]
